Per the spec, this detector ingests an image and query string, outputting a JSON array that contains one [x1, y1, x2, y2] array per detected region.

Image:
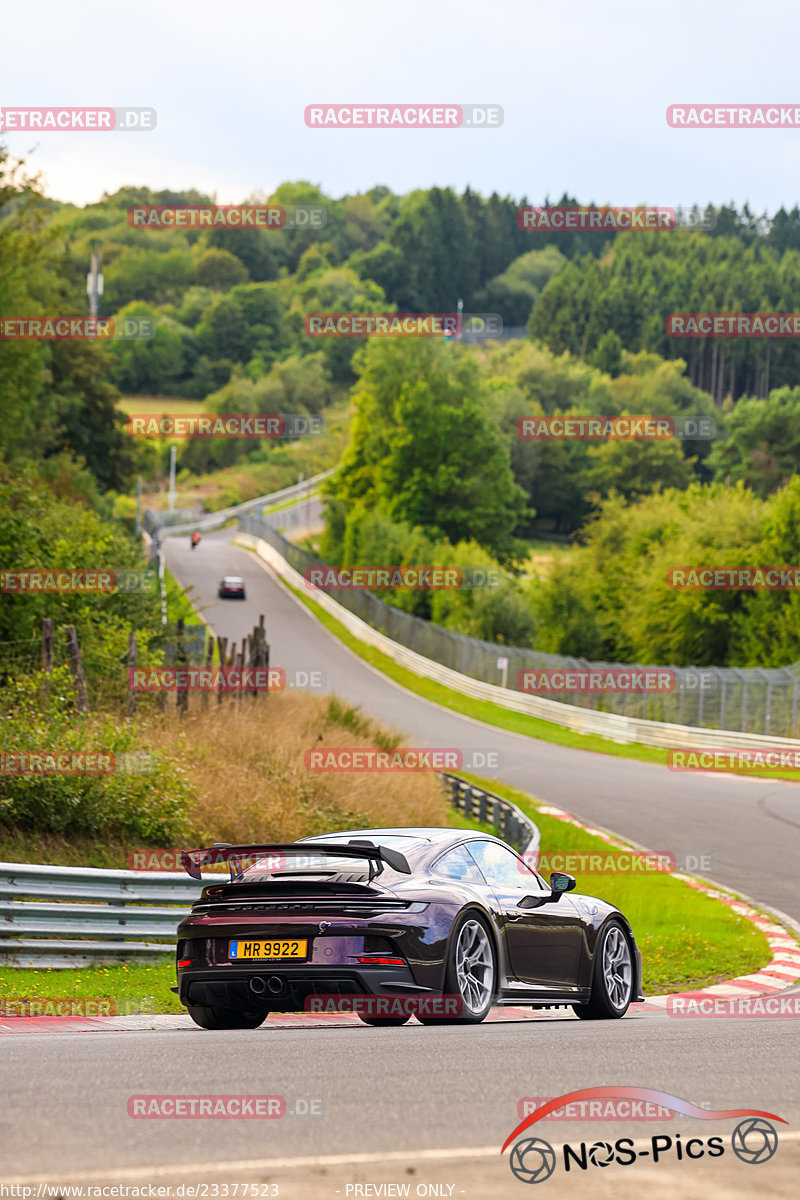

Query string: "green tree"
[[588, 330, 623, 377], [288, 266, 387, 382], [708, 387, 800, 496], [104, 302, 187, 394], [331, 339, 528, 559], [194, 247, 249, 290]]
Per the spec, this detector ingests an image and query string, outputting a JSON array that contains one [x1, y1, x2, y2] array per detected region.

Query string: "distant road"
[[165, 524, 800, 925]]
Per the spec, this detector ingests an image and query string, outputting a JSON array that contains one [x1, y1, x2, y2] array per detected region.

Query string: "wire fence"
[[240, 515, 800, 738], [0, 619, 272, 717]]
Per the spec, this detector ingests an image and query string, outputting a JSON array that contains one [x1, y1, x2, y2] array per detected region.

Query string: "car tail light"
[[177, 959, 192, 968], [357, 956, 406, 965]]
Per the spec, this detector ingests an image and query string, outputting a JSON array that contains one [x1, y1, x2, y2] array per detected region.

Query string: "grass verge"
[[164, 566, 206, 626], [0, 962, 184, 1015]]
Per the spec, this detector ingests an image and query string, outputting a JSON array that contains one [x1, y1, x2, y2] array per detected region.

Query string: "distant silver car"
[[218, 575, 246, 599]]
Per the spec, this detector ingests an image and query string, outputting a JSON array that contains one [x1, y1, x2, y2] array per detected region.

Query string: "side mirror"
[[549, 872, 576, 901]]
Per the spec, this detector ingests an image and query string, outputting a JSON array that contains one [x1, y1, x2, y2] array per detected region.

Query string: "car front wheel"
[[186, 1005, 267, 1029], [572, 920, 634, 1020]]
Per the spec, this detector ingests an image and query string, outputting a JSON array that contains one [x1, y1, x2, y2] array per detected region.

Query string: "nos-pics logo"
[[502, 1087, 784, 1184]]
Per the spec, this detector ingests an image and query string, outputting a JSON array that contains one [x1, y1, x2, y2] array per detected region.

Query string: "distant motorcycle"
[[190, 532, 201, 550]]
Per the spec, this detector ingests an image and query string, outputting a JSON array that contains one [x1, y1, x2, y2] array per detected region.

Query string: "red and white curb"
[[536, 801, 800, 1008], [0, 1005, 582, 1034]]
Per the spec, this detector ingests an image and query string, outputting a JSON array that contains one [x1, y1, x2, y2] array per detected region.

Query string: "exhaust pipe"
[[249, 975, 285, 997]]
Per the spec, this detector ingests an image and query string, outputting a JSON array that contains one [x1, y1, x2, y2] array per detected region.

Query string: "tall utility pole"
[[168, 446, 177, 511], [86, 249, 103, 317], [135, 477, 142, 536]]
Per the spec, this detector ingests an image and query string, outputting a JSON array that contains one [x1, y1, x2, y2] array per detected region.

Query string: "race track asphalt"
[[165, 526, 800, 926], [6, 522, 797, 1185]]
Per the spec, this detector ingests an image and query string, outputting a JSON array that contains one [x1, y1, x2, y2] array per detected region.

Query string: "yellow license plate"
[[229, 939, 307, 960]]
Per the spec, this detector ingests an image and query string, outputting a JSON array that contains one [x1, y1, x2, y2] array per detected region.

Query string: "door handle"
[[507, 913, 526, 922]]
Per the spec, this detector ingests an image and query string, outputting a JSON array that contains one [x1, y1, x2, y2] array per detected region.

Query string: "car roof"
[[222, 575, 244, 582], [297, 827, 535, 878]]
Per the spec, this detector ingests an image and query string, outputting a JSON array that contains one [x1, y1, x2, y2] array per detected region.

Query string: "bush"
[[0, 670, 193, 841]]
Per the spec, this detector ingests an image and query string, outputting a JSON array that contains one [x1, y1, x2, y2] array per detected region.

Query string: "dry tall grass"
[[142, 692, 449, 845]]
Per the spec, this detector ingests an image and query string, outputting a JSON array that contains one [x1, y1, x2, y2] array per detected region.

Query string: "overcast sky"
[[3, 0, 800, 212]]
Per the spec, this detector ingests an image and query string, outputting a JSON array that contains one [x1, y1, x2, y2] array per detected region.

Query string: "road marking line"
[[10, 1132, 800, 1186]]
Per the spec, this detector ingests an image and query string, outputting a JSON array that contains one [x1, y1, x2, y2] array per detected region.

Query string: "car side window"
[[466, 840, 547, 891], [433, 845, 485, 883]]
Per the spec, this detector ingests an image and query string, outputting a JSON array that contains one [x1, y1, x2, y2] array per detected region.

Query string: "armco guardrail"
[[238, 526, 800, 751], [0, 862, 216, 969], [239, 519, 800, 737], [0, 776, 527, 967], [145, 469, 334, 542], [443, 774, 540, 855]]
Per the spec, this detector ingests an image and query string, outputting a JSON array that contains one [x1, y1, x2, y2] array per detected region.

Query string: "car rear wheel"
[[572, 920, 633, 1020], [186, 1005, 267, 1030], [418, 913, 496, 1025], [357, 1015, 411, 1027]]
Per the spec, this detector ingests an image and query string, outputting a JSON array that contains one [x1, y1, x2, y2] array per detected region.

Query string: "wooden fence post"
[[42, 618, 53, 672], [227, 641, 236, 705], [202, 634, 213, 709], [41, 618, 53, 707], [216, 636, 227, 705], [127, 630, 137, 718], [237, 641, 245, 704], [64, 625, 90, 713], [176, 618, 188, 716], [248, 627, 257, 700]]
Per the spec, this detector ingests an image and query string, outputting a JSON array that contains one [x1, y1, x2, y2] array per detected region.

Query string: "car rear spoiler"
[[180, 840, 412, 882]]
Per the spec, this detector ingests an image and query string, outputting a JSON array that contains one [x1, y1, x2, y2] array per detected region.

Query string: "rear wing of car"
[[180, 841, 412, 882]]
